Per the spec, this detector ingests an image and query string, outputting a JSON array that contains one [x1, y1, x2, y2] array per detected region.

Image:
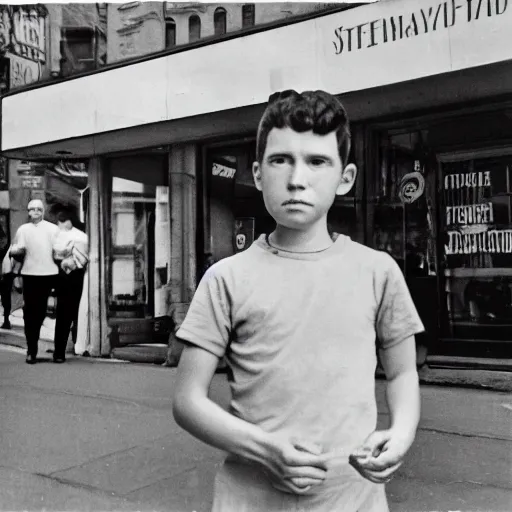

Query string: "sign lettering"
[[8, 53, 40, 88], [212, 162, 236, 179], [445, 229, 512, 254], [333, 0, 509, 55], [446, 202, 494, 225], [0, 6, 46, 63]]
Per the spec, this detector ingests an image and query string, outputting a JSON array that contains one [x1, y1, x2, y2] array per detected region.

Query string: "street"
[[0, 344, 510, 512]]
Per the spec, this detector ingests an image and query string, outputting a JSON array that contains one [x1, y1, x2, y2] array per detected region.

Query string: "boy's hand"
[[349, 429, 414, 484], [263, 436, 330, 495]]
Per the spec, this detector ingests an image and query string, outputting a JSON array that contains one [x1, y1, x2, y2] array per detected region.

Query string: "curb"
[[0, 330, 129, 364], [2, 329, 511, 391], [376, 366, 512, 393]]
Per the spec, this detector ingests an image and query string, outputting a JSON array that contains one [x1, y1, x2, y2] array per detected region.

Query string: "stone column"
[[164, 144, 197, 366], [87, 157, 110, 357]]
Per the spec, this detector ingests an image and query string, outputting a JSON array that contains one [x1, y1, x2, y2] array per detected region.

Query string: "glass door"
[[439, 150, 512, 341], [110, 177, 156, 318], [372, 130, 439, 355]]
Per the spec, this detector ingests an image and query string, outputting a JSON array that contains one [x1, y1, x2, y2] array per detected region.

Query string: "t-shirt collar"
[[254, 232, 350, 261]]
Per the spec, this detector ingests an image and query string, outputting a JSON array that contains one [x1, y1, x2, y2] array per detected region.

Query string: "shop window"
[[373, 131, 437, 277], [60, 27, 97, 77], [165, 17, 176, 48], [189, 15, 201, 43], [214, 8, 227, 36], [108, 158, 170, 320], [242, 4, 255, 28], [204, 137, 363, 269], [440, 152, 512, 340], [206, 142, 270, 266]]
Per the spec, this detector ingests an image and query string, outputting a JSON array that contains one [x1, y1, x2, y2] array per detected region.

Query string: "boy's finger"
[[356, 460, 403, 482], [271, 480, 312, 495], [359, 431, 390, 456], [288, 450, 330, 470], [357, 451, 403, 471], [293, 439, 323, 455], [283, 464, 327, 481], [288, 476, 324, 488]]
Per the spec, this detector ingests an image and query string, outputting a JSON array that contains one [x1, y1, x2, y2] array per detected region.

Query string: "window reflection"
[[442, 155, 512, 334], [109, 175, 170, 319]]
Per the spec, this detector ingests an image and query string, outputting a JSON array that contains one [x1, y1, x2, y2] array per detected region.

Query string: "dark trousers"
[[0, 273, 14, 320], [23, 275, 56, 357], [54, 269, 85, 360]]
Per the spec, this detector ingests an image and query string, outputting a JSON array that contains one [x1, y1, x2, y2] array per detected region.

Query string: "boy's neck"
[[270, 222, 333, 253]]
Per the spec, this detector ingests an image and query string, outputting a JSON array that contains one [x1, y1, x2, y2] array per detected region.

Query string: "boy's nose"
[[287, 162, 308, 190]]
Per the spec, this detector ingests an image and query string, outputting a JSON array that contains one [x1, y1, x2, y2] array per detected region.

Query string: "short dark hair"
[[56, 210, 73, 224], [256, 90, 351, 165]]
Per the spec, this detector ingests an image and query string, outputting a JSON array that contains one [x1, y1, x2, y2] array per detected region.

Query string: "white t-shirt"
[[53, 226, 88, 256], [16, 220, 59, 276], [177, 234, 424, 508]]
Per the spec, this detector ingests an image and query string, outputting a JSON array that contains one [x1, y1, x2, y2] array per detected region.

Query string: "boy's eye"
[[269, 156, 291, 166], [310, 158, 329, 167]]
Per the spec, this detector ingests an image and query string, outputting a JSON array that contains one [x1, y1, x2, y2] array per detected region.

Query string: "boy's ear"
[[252, 161, 263, 191], [336, 163, 357, 196]]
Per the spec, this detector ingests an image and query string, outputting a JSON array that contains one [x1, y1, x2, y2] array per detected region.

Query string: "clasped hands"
[[262, 429, 411, 495]]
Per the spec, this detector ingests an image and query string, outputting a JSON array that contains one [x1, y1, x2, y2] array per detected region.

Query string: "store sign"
[[8, 53, 41, 88], [444, 164, 512, 255], [0, 6, 46, 63], [333, 0, 509, 55], [3, 0, 512, 152], [212, 162, 236, 179], [21, 176, 44, 189]]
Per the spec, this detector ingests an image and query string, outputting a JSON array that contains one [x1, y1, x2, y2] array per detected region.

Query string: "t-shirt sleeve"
[[176, 266, 232, 358], [375, 254, 425, 349]]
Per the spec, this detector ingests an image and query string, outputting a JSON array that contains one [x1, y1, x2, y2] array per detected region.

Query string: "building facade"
[[2, 0, 511, 369], [0, 4, 105, 241]]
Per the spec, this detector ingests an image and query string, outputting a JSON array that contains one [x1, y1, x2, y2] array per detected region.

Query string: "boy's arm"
[[350, 254, 422, 483], [381, 335, 420, 442], [173, 344, 331, 494], [350, 337, 420, 484]]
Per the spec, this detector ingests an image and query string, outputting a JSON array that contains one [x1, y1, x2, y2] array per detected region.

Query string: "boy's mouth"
[[282, 199, 313, 206]]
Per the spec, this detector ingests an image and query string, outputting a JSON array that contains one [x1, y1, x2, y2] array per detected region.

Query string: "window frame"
[[188, 14, 201, 43]]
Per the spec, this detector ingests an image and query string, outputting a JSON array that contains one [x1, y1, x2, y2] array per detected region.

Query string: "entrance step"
[[111, 344, 167, 365], [427, 355, 512, 372]]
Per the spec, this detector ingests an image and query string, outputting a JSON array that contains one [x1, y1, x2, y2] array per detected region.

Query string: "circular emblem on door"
[[399, 172, 425, 204]]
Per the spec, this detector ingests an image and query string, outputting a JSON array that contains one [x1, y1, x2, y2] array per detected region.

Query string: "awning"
[[2, 0, 512, 160]]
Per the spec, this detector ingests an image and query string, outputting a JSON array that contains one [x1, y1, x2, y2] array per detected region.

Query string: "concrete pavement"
[[0, 344, 511, 512]]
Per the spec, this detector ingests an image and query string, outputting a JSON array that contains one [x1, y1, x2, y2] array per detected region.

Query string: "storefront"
[[367, 106, 512, 361], [1, 0, 511, 366]]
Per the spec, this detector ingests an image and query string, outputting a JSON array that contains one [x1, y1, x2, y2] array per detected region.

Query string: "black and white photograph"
[[0, 1, 510, 511]]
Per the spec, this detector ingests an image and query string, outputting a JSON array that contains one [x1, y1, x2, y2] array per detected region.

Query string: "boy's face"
[[252, 127, 356, 231]]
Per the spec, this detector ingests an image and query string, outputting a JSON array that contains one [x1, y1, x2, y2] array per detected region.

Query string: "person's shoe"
[[1, 320, 11, 329], [25, 355, 36, 364], [53, 358, 65, 364]]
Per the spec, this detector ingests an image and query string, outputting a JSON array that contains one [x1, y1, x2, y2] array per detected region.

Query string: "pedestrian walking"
[[10, 199, 59, 364], [0, 223, 15, 329], [52, 209, 89, 363], [173, 90, 424, 511]]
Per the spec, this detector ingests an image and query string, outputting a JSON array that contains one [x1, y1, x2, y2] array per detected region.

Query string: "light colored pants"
[[212, 460, 389, 512]]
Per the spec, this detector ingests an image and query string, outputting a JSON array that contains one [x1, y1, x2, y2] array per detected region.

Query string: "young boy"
[[173, 90, 423, 511]]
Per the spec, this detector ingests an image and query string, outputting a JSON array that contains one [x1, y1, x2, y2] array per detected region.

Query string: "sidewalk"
[[0, 346, 510, 512], [0, 309, 57, 355], [1, 309, 510, 391]]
